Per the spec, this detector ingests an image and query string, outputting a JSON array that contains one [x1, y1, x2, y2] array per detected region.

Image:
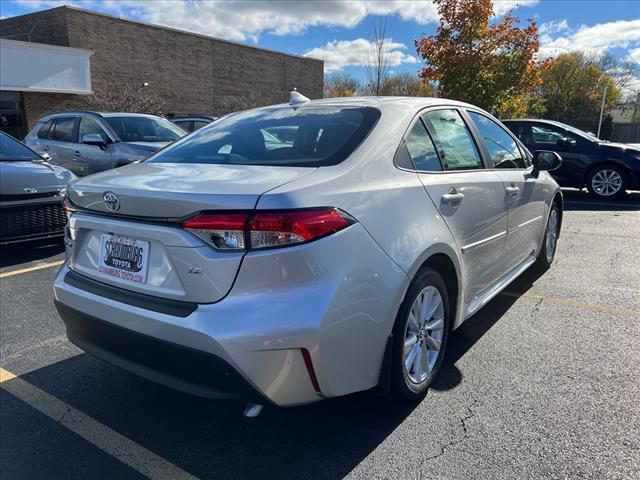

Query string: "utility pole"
[[597, 83, 608, 139]]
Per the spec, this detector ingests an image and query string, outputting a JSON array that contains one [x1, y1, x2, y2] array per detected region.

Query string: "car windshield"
[[105, 116, 185, 143], [148, 106, 381, 167], [0, 133, 41, 162]]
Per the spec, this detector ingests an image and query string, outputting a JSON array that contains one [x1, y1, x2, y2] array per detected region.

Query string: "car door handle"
[[505, 186, 520, 197], [441, 193, 465, 204]]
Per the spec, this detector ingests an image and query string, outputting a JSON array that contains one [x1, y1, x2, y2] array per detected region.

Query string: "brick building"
[[0, 5, 324, 138]]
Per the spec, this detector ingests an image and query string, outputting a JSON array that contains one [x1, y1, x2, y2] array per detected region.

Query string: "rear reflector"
[[182, 208, 354, 251], [183, 213, 248, 250]]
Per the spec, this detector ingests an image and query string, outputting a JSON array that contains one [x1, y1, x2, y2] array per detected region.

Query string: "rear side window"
[[174, 121, 193, 132], [467, 111, 528, 168], [422, 109, 483, 171], [37, 120, 53, 139], [51, 117, 76, 142], [192, 121, 209, 131], [149, 107, 381, 167], [403, 120, 442, 171]]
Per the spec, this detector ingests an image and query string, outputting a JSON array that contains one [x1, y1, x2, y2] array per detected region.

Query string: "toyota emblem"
[[103, 192, 120, 212]]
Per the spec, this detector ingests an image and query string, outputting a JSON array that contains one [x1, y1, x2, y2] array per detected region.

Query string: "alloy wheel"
[[591, 169, 623, 197], [403, 286, 445, 384]]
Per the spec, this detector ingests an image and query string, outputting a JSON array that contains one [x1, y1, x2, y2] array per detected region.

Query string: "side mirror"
[[556, 136, 576, 147], [39, 151, 51, 162], [533, 150, 562, 172], [82, 133, 106, 147]]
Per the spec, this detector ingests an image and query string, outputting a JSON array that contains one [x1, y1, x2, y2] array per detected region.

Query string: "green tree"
[[540, 52, 621, 133], [415, 0, 544, 115]]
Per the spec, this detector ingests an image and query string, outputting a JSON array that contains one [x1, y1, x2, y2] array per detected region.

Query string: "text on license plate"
[[98, 234, 150, 284]]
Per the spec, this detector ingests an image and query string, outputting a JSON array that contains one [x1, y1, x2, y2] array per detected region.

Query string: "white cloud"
[[538, 19, 568, 36], [629, 48, 640, 65], [304, 38, 417, 72], [492, 0, 539, 15], [539, 19, 640, 59], [10, 0, 537, 44]]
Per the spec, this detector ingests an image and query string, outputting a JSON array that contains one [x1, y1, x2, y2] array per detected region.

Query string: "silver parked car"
[[1, 132, 76, 244], [25, 112, 186, 176], [53, 96, 563, 410]]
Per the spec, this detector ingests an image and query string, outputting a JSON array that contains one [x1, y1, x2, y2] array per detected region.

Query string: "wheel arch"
[[580, 160, 631, 188]]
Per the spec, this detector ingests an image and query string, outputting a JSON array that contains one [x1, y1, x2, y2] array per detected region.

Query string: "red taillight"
[[182, 212, 249, 250], [62, 196, 74, 221], [250, 209, 354, 249], [182, 208, 354, 251]]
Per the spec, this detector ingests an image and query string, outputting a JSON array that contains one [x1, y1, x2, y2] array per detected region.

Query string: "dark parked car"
[[25, 112, 186, 176], [168, 115, 216, 132], [503, 119, 640, 200], [0, 132, 76, 244]]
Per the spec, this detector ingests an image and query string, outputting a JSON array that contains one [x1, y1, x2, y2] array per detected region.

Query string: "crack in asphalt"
[[416, 397, 479, 478]]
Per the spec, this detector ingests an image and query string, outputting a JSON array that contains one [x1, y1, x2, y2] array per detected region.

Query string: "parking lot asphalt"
[[1, 189, 639, 480]]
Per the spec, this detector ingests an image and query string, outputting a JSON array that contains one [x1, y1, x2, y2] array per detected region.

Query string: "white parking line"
[[0, 260, 65, 279], [0, 367, 198, 480]]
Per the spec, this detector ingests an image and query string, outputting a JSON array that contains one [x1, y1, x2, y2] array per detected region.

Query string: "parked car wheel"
[[391, 267, 450, 402], [586, 165, 628, 200], [535, 202, 560, 270]]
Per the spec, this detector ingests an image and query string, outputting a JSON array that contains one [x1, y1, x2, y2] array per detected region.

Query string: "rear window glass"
[[149, 107, 380, 167]]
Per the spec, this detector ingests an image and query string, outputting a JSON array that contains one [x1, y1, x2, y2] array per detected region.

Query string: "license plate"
[[98, 234, 150, 284]]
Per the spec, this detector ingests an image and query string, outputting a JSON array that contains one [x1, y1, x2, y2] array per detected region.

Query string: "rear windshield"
[[148, 106, 380, 167], [105, 116, 185, 143]]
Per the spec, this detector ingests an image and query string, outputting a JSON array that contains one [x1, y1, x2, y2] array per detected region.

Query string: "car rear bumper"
[[55, 300, 269, 402], [53, 224, 408, 406]]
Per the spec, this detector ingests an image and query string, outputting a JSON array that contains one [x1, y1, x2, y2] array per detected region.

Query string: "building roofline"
[[0, 37, 93, 57], [1, 5, 324, 65]]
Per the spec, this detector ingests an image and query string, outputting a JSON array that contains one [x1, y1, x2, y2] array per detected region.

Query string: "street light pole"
[[597, 83, 608, 139]]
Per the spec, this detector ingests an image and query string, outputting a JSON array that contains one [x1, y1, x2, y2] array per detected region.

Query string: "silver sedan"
[[53, 95, 562, 409]]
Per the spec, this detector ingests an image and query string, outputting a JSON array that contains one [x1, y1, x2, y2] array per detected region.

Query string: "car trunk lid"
[[65, 162, 315, 304]]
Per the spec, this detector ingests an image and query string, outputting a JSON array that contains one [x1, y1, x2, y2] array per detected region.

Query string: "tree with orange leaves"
[[415, 0, 545, 117]]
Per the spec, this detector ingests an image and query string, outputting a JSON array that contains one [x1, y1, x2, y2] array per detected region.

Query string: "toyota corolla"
[[53, 95, 563, 411]]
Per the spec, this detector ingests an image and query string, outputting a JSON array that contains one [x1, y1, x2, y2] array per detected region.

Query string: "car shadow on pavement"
[[562, 188, 640, 211], [0, 239, 64, 268], [8, 352, 417, 480]]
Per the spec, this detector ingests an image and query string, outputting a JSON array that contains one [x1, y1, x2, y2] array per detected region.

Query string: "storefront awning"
[[0, 39, 93, 95]]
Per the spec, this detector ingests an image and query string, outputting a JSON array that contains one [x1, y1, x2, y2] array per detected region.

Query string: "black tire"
[[535, 202, 560, 270], [391, 267, 450, 402], [586, 164, 628, 200]]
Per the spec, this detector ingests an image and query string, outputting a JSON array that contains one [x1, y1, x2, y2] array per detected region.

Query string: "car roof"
[[169, 115, 216, 121], [503, 119, 571, 129], [252, 96, 482, 114], [41, 111, 163, 120]]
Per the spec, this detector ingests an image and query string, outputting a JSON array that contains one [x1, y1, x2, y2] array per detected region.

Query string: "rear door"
[[414, 108, 508, 304], [466, 111, 545, 273]]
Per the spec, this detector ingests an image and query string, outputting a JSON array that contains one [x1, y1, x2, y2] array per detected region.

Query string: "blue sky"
[[2, 1, 640, 89]]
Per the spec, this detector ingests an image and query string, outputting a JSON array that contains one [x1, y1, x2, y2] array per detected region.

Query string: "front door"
[[417, 108, 507, 304], [465, 111, 546, 273]]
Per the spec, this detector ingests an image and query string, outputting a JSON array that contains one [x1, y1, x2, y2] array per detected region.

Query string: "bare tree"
[[79, 83, 167, 115], [325, 72, 361, 97], [364, 18, 391, 96], [380, 72, 436, 97]]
